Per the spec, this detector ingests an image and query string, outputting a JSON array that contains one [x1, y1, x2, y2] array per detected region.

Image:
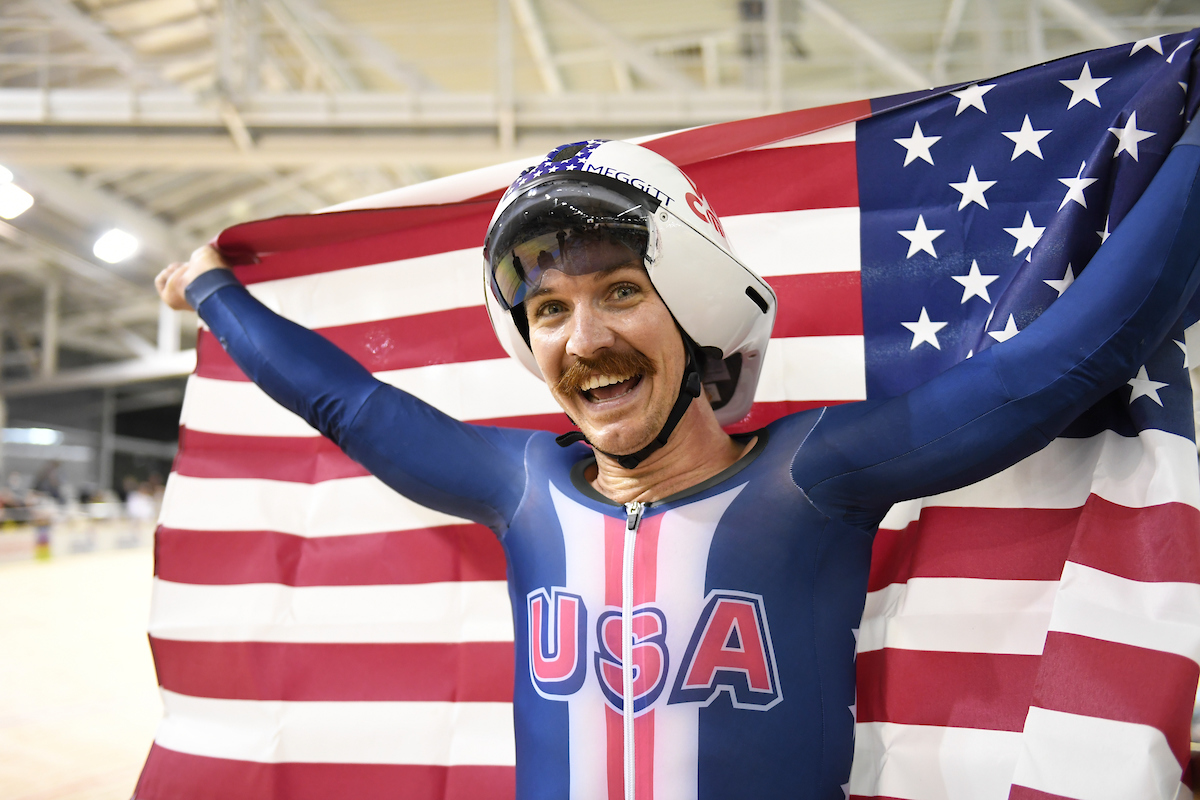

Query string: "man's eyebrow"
[[527, 263, 644, 300]]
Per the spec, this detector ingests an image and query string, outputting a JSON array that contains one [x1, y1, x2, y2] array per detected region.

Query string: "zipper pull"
[[625, 500, 645, 531]]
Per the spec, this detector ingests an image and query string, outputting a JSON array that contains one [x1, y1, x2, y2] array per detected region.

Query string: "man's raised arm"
[[794, 120, 1200, 529], [157, 247, 532, 532]]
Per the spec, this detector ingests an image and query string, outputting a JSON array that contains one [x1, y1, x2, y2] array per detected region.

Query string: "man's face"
[[525, 260, 685, 456]]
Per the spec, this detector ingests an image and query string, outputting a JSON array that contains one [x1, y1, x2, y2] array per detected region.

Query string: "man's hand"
[[155, 244, 230, 311]]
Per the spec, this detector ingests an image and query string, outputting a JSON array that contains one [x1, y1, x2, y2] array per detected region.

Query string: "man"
[[158, 125, 1200, 799]]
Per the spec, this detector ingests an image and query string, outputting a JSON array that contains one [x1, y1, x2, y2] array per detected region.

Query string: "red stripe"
[[869, 506, 1079, 590], [605, 515, 624, 608], [766, 272, 863, 337], [175, 428, 368, 481], [685, 142, 858, 217], [154, 525, 507, 586], [1031, 632, 1199, 768], [856, 649, 1039, 732], [150, 639, 514, 702], [1065, 495, 1200, 583], [643, 99, 870, 167], [637, 711, 655, 800], [606, 706, 623, 800], [134, 745, 514, 800], [869, 499, 1200, 592], [1007, 787, 1076, 800], [634, 514, 662, 606], [217, 204, 495, 283], [196, 329, 248, 380]]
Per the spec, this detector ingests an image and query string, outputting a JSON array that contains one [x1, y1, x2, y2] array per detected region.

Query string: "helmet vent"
[[551, 144, 586, 162], [745, 286, 769, 314]]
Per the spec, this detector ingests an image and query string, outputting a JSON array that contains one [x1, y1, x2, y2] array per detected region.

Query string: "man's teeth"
[[581, 373, 634, 392]]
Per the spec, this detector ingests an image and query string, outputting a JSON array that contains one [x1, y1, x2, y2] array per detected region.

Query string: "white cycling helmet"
[[483, 139, 777, 459]]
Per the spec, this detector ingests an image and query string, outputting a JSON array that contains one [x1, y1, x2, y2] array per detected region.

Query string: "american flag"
[[135, 32, 1200, 800]]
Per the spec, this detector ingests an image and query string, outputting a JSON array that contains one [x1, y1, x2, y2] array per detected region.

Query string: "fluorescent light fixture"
[[0, 164, 13, 184], [0, 182, 33, 220], [93, 228, 139, 263], [3, 427, 64, 446]]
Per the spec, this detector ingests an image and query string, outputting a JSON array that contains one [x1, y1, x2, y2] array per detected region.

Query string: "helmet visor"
[[486, 180, 653, 311]]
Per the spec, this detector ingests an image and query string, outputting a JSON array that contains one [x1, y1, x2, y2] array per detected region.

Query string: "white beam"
[[157, 302, 181, 356], [1, 349, 198, 397], [38, 0, 173, 89], [543, 0, 697, 91], [802, 0, 931, 90], [1038, 0, 1123, 47], [931, 0, 970, 83], [41, 277, 59, 379], [510, 0, 565, 94]]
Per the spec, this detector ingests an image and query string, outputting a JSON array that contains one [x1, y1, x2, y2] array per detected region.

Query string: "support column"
[[41, 277, 60, 378], [765, 0, 784, 113], [497, 0, 516, 153], [98, 387, 115, 495], [157, 301, 181, 355]]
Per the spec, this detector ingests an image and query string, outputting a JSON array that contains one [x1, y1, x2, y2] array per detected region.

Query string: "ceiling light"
[[0, 164, 13, 184], [93, 228, 139, 263], [4, 427, 64, 446], [0, 182, 33, 220]]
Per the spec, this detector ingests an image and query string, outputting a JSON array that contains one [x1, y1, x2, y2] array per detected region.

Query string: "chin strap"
[[555, 340, 703, 469]]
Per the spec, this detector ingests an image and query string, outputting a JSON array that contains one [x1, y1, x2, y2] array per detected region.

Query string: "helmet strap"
[[555, 337, 704, 470]]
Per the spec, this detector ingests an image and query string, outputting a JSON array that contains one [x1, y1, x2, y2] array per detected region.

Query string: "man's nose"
[[565, 304, 616, 358]]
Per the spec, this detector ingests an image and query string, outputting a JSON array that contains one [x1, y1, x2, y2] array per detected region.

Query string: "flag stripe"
[[148, 579, 514, 643], [685, 141, 859, 217], [154, 690, 516, 766], [1047, 562, 1200, 662], [856, 649, 1038, 732], [1009, 707, 1182, 800], [154, 525, 506, 586], [134, 745, 515, 800], [1028, 632, 1197, 765], [868, 498, 1200, 591], [150, 639, 515, 703], [849, 721, 1021, 800], [859, 577, 1057, 655], [160, 473, 469, 536]]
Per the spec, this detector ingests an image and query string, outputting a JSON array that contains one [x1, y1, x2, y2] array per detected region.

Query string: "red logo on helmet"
[[683, 173, 726, 238]]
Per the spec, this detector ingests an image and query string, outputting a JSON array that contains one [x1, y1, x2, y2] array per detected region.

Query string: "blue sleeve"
[[189, 275, 533, 532], [794, 128, 1200, 531]]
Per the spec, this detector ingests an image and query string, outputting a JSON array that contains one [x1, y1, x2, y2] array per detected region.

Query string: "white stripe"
[[1011, 707, 1182, 800], [653, 486, 746, 800], [724, 207, 860, 277], [849, 721, 1021, 800], [246, 248, 481, 328], [755, 336, 867, 402], [858, 578, 1057, 655], [155, 689, 515, 766], [160, 473, 466, 536], [179, 374, 320, 438], [1049, 561, 1200, 663], [751, 122, 857, 148], [549, 483, 612, 800], [879, 428, 1200, 530], [148, 579, 514, 643]]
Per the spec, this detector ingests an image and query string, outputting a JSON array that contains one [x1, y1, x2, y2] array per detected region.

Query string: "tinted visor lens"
[[487, 180, 652, 310]]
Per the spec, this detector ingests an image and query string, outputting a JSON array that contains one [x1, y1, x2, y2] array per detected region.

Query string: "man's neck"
[[588, 403, 755, 504]]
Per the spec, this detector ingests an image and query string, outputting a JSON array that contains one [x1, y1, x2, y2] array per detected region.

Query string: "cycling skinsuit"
[[185, 132, 1200, 799]]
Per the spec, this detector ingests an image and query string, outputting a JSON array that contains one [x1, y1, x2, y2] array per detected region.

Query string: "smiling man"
[[158, 129, 1200, 799]]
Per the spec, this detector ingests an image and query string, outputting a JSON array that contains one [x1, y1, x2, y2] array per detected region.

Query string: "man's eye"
[[535, 301, 565, 318], [612, 284, 639, 300]]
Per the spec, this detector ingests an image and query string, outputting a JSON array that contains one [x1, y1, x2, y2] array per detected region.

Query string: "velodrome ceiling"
[[0, 0, 1197, 394]]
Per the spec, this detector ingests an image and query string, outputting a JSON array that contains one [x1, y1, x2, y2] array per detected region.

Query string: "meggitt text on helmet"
[[579, 163, 673, 206]]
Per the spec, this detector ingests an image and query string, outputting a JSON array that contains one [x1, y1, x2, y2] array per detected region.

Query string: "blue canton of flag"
[[858, 28, 1200, 446]]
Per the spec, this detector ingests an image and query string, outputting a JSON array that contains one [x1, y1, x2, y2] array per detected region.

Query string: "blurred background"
[[0, 1, 1198, 798]]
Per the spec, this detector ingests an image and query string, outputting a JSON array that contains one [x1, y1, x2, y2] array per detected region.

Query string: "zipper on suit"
[[622, 500, 646, 800]]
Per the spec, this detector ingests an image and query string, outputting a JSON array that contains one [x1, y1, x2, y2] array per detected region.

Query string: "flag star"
[[841, 783, 851, 800], [1130, 35, 1164, 56], [1002, 115, 1052, 160], [1057, 161, 1098, 210], [949, 166, 997, 210], [1168, 39, 1194, 64], [1098, 215, 1111, 243], [951, 260, 999, 303], [848, 702, 857, 720], [988, 314, 1020, 342], [1127, 365, 1168, 406], [1003, 211, 1045, 256], [1175, 339, 1189, 369], [894, 121, 941, 166], [950, 83, 996, 115], [1060, 62, 1111, 108], [1108, 111, 1155, 161], [1044, 264, 1075, 296], [966, 349, 974, 358], [898, 214, 944, 258], [901, 307, 948, 350]]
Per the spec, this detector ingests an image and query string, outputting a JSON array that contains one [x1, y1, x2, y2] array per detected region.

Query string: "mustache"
[[555, 349, 657, 395]]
